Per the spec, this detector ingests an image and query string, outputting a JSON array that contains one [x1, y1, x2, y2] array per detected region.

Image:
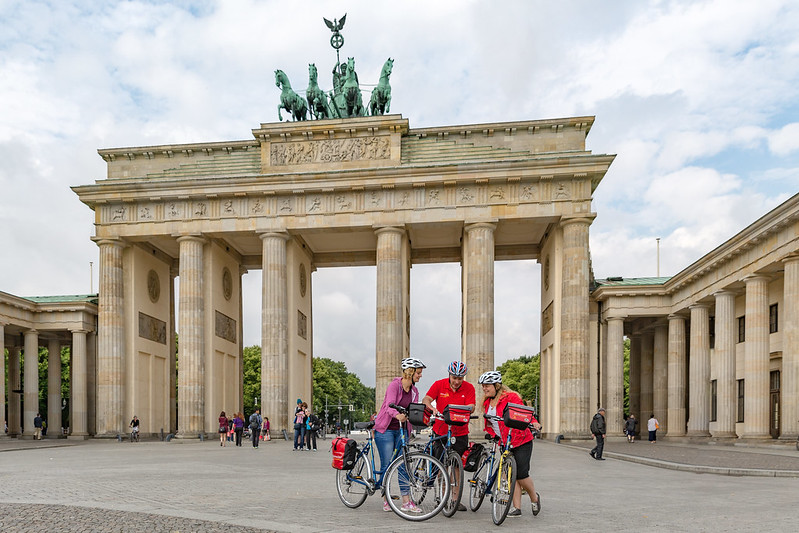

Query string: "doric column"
[[653, 324, 668, 433], [640, 332, 654, 420], [177, 235, 206, 436], [8, 346, 21, 435], [69, 330, 89, 438], [260, 232, 290, 432], [375, 226, 407, 407], [23, 329, 39, 438], [169, 267, 177, 434], [667, 315, 686, 436], [96, 239, 125, 435], [559, 216, 593, 437], [687, 304, 711, 436], [629, 334, 641, 419], [47, 339, 62, 438], [462, 222, 496, 402], [606, 317, 625, 435], [742, 275, 770, 438], [712, 290, 737, 437], [781, 256, 799, 441], [0, 323, 6, 439]]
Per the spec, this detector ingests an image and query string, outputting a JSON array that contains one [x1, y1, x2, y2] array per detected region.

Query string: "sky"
[[2, 0, 798, 388]]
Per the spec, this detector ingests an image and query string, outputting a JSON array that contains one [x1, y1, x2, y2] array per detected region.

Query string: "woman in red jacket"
[[478, 371, 542, 518]]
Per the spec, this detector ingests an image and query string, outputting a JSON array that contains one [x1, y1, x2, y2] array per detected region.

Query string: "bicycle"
[[334, 404, 451, 521], [421, 407, 477, 517], [129, 427, 140, 443], [467, 413, 538, 525]]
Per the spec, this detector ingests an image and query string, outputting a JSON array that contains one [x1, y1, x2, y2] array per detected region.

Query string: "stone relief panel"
[[250, 197, 266, 215], [147, 270, 160, 303], [193, 201, 208, 217], [214, 310, 237, 344], [542, 302, 553, 335], [270, 136, 391, 166], [111, 205, 127, 222], [553, 182, 570, 200], [138, 204, 155, 221], [222, 267, 232, 301], [278, 197, 294, 214], [166, 201, 184, 219], [335, 193, 353, 212], [489, 186, 506, 201], [138, 312, 167, 344], [520, 184, 538, 202], [458, 186, 475, 204], [306, 195, 324, 214], [297, 310, 307, 340]]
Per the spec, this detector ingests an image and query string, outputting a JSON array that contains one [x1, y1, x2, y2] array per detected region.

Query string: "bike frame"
[[340, 423, 407, 496]]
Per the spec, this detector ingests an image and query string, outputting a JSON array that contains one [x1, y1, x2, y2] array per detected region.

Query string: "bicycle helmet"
[[401, 357, 426, 370], [478, 371, 502, 384], [447, 361, 468, 377]]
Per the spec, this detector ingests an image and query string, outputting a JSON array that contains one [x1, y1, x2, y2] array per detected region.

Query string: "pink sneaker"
[[401, 502, 422, 513], [383, 501, 391, 512]]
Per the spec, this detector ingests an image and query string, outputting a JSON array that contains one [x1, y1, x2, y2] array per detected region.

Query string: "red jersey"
[[425, 378, 476, 437], [482, 390, 535, 448]]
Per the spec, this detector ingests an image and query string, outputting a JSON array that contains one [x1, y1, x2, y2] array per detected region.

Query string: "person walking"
[[33, 413, 44, 440], [590, 408, 607, 460], [233, 412, 244, 446], [218, 411, 229, 447], [262, 417, 270, 442], [373, 357, 426, 513], [304, 408, 319, 451], [249, 409, 263, 448], [625, 414, 638, 443], [648, 414, 659, 443]]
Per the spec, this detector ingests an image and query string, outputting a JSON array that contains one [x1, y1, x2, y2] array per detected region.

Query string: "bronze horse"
[[275, 69, 307, 121]]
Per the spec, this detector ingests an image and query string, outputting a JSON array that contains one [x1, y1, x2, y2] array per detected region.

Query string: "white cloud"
[[768, 122, 799, 156]]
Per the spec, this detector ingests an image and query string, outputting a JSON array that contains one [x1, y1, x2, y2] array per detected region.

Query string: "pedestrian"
[[625, 414, 637, 443], [293, 404, 306, 450], [422, 360, 475, 512], [374, 357, 426, 513], [648, 414, 659, 443], [33, 413, 44, 440], [218, 411, 228, 447], [305, 408, 319, 451], [233, 412, 244, 446], [249, 409, 263, 448], [262, 417, 270, 441], [479, 370, 542, 517], [589, 408, 607, 460]]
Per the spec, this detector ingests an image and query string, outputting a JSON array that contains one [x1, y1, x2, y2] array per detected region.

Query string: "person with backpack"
[[249, 409, 263, 448], [305, 408, 319, 451], [293, 403, 307, 450], [590, 408, 607, 460], [625, 414, 638, 443]]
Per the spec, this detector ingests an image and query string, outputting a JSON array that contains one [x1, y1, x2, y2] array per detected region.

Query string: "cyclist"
[[422, 360, 475, 512], [373, 357, 426, 513], [129, 415, 140, 441], [478, 370, 542, 518]]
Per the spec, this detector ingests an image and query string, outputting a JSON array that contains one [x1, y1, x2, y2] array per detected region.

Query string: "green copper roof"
[[23, 294, 99, 304], [146, 150, 261, 179], [401, 136, 533, 164], [595, 277, 671, 287]]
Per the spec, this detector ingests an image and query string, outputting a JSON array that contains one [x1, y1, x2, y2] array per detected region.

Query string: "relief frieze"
[[270, 136, 391, 166], [138, 312, 167, 344], [215, 310, 237, 344]]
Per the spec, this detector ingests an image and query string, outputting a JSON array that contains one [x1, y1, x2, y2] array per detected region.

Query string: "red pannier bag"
[[443, 404, 472, 426], [331, 437, 358, 470], [462, 441, 485, 472], [408, 402, 432, 428], [503, 403, 536, 430]]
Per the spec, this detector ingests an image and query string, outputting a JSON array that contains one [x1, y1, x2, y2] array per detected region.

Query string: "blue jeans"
[[374, 428, 408, 494], [294, 426, 306, 449]]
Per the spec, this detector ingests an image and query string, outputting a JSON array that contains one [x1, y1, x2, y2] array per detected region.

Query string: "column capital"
[[175, 234, 208, 245], [373, 225, 406, 236], [712, 289, 737, 298], [667, 313, 686, 322], [24, 329, 39, 336], [69, 328, 90, 335], [606, 315, 626, 323], [782, 253, 799, 265], [743, 273, 770, 284], [258, 230, 290, 242], [688, 302, 710, 310], [92, 237, 126, 248], [559, 214, 596, 228], [463, 221, 497, 233]]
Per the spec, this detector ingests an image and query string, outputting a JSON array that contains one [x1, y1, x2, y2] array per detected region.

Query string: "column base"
[[736, 435, 774, 445], [709, 431, 738, 439], [686, 430, 711, 437], [778, 433, 799, 442], [18, 435, 35, 440], [170, 432, 209, 443], [67, 434, 90, 441]]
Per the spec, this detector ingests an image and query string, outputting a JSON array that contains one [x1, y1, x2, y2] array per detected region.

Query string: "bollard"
[[116, 434, 122, 442], [198, 433, 205, 441], [160, 428, 165, 442], [282, 429, 290, 441]]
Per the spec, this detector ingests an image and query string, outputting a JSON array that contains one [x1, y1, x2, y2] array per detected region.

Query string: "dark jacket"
[[590, 413, 606, 435], [625, 417, 637, 433]]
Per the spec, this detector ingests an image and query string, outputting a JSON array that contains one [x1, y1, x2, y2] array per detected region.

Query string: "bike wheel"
[[384, 451, 450, 521], [442, 450, 465, 517], [335, 454, 371, 509], [468, 452, 490, 512], [491, 454, 517, 526]]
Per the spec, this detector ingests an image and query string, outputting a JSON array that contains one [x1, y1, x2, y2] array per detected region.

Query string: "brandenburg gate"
[[72, 114, 614, 438]]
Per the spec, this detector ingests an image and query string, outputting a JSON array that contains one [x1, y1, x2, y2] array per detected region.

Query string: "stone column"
[[96, 239, 125, 436], [712, 290, 737, 437], [559, 216, 593, 437], [169, 267, 177, 434], [606, 317, 625, 435], [0, 323, 6, 439], [47, 339, 62, 438], [629, 334, 641, 419], [260, 232, 290, 432], [375, 226, 407, 407], [742, 275, 770, 438], [653, 324, 668, 433], [667, 315, 686, 436], [462, 222, 496, 396], [8, 346, 21, 435], [781, 257, 799, 441], [70, 330, 89, 438], [23, 329, 39, 438], [177, 235, 206, 437], [687, 304, 711, 436], [640, 332, 654, 421]]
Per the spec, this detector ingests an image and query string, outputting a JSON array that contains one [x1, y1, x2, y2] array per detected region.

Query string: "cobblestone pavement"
[[1, 435, 798, 532]]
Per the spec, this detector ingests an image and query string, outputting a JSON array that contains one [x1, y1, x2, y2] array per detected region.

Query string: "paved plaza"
[[1, 435, 798, 532]]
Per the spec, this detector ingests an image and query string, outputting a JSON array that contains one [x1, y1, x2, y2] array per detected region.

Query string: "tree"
[[496, 354, 540, 405], [242, 345, 261, 416], [623, 337, 630, 416], [312, 357, 375, 425]]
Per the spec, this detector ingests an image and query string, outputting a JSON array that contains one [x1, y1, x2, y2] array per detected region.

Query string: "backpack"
[[331, 437, 358, 470], [250, 414, 261, 430], [590, 415, 600, 434], [462, 442, 485, 472]]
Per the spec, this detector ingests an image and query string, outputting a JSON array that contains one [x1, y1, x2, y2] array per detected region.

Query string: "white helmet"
[[401, 357, 426, 370], [478, 371, 502, 384]]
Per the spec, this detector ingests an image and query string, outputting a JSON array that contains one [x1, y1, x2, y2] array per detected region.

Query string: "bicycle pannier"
[[503, 403, 536, 430], [462, 441, 485, 472], [443, 404, 472, 426], [407, 402, 432, 428], [331, 437, 358, 470]]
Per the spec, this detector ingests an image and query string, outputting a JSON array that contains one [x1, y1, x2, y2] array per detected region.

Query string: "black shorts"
[[511, 440, 533, 480], [432, 433, 469, 459]]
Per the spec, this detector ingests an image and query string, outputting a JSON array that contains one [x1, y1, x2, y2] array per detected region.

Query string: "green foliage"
[[242, 345, 261, 416], [623, 338, 630, 415], [496, 354, 540, 404], [312, 357, 375, 425]]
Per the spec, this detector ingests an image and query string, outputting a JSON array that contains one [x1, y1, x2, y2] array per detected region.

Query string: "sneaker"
[[383, 501, 391, 512], [589, 450, 596, 458], [531, 493, 541, 516], [596, 457, 606, 461], [507, 507, 521, 517], [401, 502, 422, 513]]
